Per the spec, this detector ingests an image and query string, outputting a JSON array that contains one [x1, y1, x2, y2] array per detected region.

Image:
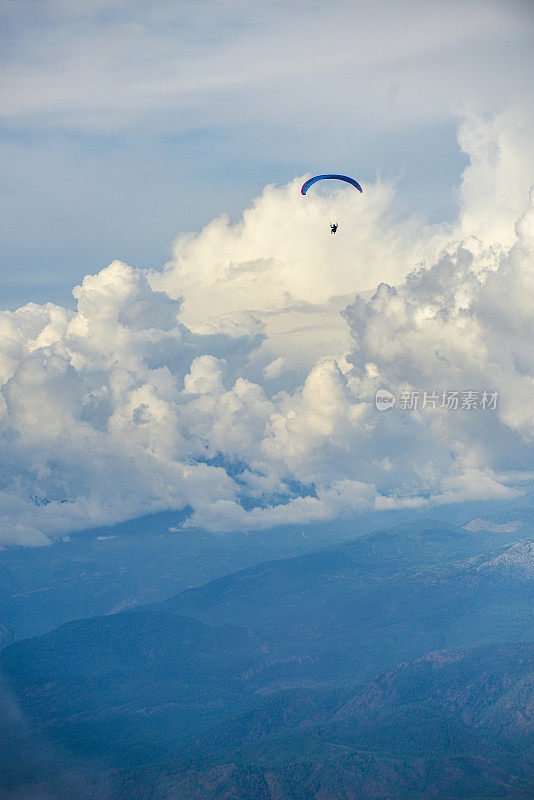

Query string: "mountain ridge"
[[1, 518, 532, 799]]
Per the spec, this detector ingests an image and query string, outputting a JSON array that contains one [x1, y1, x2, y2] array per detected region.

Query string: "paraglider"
[[300, 174, 362, 195], [300, 174, 362, 234]]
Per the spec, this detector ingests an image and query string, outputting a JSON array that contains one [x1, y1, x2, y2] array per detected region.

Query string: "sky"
[[1, 0, 533, 306], [1, 0, 534, 545]]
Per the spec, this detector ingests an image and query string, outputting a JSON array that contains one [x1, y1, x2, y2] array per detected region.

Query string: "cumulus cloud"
[[1, 111, 533, 544], [457, 109, 534, 246], [150, 175, 447, 385]]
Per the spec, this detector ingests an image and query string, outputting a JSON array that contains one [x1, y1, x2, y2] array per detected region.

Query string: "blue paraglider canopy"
[[301, 174, 362, 195]]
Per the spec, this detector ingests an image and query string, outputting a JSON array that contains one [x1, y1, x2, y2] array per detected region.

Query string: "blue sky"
[[1, 0, 532, 308]]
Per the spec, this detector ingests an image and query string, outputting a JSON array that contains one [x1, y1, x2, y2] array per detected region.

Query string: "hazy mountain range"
[[1, 508, 532, 799]]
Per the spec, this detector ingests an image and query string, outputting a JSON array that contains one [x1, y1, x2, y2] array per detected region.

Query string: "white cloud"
[[1, 111, 533, 544], [150, 176, 446, 384], [457, 110, 534, 246], [263, 357, 285, 380]]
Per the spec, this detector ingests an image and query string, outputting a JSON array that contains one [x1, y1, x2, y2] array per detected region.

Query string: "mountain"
[[3, 642, 532, 799], [157, 643, 534, 800], [3, 495, 531, 648], [0, 509, 369, 647], [1, 519, 532, 799], [167, 521, 533, 683]]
